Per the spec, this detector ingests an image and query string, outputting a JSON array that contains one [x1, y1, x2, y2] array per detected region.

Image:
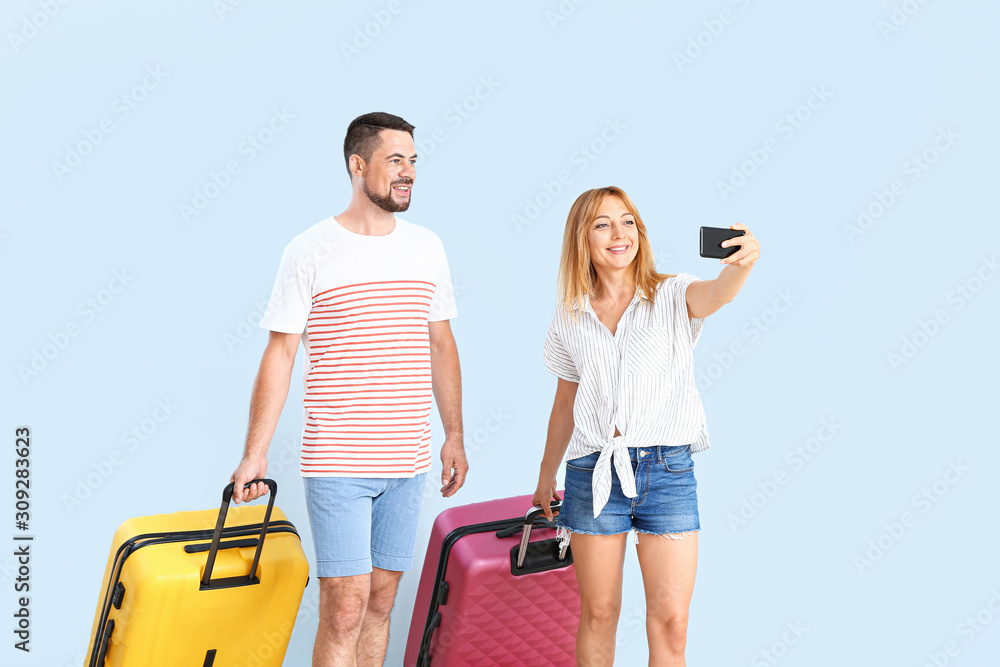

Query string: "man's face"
[[359, 129, 416, 212]]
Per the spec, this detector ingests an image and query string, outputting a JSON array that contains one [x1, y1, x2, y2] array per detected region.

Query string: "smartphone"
[[700, 226, 746, 259]]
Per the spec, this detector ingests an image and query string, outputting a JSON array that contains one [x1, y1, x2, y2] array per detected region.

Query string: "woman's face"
[[587, 195, 640, 276]]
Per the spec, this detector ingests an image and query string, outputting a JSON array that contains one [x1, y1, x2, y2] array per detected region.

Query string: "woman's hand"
[[688, 223, 760, 317], [720, 223, 760, 267], [533, 474, 562, 520]]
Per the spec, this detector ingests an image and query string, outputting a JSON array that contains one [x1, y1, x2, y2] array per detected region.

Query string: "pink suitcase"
[[404, 494, 580, 666]]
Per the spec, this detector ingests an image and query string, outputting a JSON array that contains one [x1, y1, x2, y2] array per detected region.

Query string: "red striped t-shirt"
[[259, 216, 457, 477]]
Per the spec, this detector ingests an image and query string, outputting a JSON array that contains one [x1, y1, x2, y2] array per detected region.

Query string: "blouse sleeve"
[[543, 310, 580, 383], [669, 272, 705, 347]]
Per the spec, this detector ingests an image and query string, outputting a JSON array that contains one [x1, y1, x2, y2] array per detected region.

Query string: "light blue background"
[[4, 1, 999, 665]]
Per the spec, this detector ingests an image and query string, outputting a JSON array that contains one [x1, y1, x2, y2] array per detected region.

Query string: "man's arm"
[[428, 319, 467, 497], [231, 331, 301, 503]]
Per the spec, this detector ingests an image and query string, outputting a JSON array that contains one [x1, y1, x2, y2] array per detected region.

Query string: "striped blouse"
[[542, 273, 710, 518]]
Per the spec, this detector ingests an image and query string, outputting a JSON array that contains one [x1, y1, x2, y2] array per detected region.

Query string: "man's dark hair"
[[343, 112, 415, 178]]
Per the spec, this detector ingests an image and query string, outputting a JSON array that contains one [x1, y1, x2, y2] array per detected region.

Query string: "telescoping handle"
[[201, 478, 277, 589], [516, 500, 566, 569]]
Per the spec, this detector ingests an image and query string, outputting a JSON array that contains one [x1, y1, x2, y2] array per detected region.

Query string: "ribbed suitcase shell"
[[404, 494, 580, 667], [85, 502, 309, 667]]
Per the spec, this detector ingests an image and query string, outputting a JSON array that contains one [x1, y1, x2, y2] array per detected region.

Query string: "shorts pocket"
[[627, 327, 672, 375], [662, 445, 694, 473], [566, 452, 599, 472]]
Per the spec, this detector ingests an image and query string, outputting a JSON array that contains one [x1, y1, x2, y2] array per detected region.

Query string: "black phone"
[[700, 226, 746, 259]]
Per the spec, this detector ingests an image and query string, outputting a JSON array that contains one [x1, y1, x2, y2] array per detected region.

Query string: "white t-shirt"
[[259, 216, 457, 478]]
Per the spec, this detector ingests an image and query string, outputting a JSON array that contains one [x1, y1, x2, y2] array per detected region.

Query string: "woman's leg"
[[635, 531, 698, 666], [571, 531, 629, 667]]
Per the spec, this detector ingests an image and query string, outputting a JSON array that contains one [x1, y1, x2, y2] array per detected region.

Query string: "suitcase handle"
[[201, 478, 277, 589], [517, 501, 567, 569], [494, 517, 557, 538]]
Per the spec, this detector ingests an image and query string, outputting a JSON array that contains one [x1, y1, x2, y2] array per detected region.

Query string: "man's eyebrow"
[[385, 152, 418, 159]]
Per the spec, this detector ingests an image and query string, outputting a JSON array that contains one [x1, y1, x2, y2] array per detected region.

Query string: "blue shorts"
[[557, 444, 700, 539], [303, 474, 427, 578]]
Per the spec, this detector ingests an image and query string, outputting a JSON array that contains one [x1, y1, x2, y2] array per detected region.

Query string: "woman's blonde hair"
[[557, 186, 673, 311]]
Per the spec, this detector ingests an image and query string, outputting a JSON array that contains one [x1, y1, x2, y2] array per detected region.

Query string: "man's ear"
[[349, 154, 365, 180]]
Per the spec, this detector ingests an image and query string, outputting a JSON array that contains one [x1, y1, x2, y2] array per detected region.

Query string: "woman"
[[532, 186, 759, 666]]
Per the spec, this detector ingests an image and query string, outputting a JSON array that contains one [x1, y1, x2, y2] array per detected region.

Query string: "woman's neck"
[[592, 269, 635, 302]]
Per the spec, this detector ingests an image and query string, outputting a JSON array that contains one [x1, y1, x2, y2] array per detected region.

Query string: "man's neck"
[[335, 197, 397, 236]]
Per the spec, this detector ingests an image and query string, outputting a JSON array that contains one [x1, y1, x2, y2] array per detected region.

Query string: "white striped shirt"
[[259, 216, 457, 477], [543, 273, 710, 517]]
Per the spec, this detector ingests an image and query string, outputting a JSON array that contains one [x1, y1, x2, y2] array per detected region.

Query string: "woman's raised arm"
[[686, 223, 761, 319]]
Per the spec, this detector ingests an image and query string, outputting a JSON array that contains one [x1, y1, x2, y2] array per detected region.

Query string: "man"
[[230, 112, 468, 667]]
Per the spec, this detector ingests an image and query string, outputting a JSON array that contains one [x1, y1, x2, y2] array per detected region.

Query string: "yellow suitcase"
[[85, 479, 309, 666]]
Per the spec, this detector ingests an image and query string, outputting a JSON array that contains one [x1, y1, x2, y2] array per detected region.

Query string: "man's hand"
[[230, 456, 269, 504], [439, 437, 468, 498]]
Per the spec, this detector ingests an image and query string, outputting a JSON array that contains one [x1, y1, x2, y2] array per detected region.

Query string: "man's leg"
[[358, 472, 427, 666], [314, 574, 371, 667], [356, 567, 403, 666], [303, 476, 384, 667]]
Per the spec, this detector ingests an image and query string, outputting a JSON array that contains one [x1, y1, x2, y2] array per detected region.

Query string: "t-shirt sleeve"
[[670, 272, 705, 347], [428, 247, 458, 322], [543, 311, 580, 383], [258, 249, 312, 334]]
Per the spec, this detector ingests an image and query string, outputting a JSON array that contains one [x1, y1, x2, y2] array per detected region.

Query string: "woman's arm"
[[533, 378, 579, 519], [686, 223, 761, 319]]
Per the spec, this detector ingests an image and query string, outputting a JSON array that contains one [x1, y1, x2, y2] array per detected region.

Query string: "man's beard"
[[363, 179, 412, 212]]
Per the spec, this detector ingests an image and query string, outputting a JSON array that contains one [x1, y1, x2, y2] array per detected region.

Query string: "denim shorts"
[[303, 474, 426, 578], [557, 444, 700, 540]]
